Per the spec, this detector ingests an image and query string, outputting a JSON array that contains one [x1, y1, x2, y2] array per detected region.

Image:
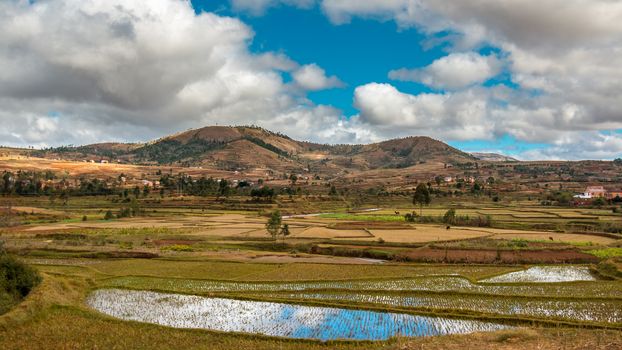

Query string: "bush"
[[443, 209, 456, 224], [104, 210, 114, 220], [404, 212, 417, 222], [0, 252, 41, 314]]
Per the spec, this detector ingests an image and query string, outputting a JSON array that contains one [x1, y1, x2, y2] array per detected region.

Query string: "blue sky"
[[1, 0, 622, 160], [193, 0, 444, 115]]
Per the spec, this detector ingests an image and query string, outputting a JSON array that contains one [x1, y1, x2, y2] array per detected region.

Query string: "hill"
[[33, 126, 477, 173]]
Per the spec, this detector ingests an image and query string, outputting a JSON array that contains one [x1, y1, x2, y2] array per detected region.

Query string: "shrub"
[[404, 212, 417, 222], [0, 252, 41, 314], [104, 210, 114, 220], [443, 209, 456, 225]]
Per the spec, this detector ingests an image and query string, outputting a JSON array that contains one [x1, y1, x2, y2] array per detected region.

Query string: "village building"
[[574, 186, 608, 199]]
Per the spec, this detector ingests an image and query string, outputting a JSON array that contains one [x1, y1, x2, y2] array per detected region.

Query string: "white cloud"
[[518, 132, 622, 161], [353, 82, 622, 160], [389, 52, 501, 89], [2, 0, 622, 160], [321, 0, 420, 25], [354, 83, 494, 141], [0, 0, 368, 147], [231, 0, 316, 16], [292, 64, 344, 91], [320, 0, 622, 159]]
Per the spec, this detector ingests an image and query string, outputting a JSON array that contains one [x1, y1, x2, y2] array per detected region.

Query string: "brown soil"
[[401, 248, 600, 264]]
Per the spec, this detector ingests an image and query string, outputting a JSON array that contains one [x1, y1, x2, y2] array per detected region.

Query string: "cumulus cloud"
[[292, 64, 344, 91], [352, 82, 622, 160], [0, 0, 367, 147], [231, 0, 316, 16], [320, 0, 622, 159], [518, 132, 622, 161], [389, 52, 502, 90], [354, 83, 495, 141], [3, 0, 622, 160]]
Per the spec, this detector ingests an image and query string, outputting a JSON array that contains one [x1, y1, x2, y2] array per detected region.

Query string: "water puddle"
[[88, 289, 510, 341]]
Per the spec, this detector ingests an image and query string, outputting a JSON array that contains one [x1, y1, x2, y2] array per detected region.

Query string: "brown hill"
[[34, 126, 476, 173]]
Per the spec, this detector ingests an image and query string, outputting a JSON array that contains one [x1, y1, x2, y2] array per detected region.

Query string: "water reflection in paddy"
[[88, 289, 510, 341]]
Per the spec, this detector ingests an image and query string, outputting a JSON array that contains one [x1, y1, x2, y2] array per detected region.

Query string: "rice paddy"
[[101, 271, 621, 299], [254, 291, 622, 324], [87, 289, 511, 341], [479, 266, 596, 283]]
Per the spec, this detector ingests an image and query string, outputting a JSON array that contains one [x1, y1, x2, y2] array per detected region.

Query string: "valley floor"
[[1, 200, 622, 349]]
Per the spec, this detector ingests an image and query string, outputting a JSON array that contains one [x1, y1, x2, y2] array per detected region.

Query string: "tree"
[[592, 197, 606, 207], [434, 176, 442, 187], [289, 174, 298, 185], [104, 210, 114, 220], [413, 183, 431, 216], [280, 224, 290, 242], [443, 209, 456, 225], [217, 179, 230, 198], [59, 190, 69, 206], [265, 210, 282, 240]]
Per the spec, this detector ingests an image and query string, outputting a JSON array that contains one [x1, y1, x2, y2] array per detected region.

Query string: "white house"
[[574, 186, 607, 199]]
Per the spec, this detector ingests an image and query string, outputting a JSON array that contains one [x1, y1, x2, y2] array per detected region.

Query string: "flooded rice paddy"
[[480, 266, 596, 283], [87, 289, 510, 341], [259, 292, 622, 323], [105, 274, 618, 299]]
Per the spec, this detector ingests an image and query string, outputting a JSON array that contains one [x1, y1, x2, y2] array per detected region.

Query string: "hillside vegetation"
[[33, 125, 476, 171]]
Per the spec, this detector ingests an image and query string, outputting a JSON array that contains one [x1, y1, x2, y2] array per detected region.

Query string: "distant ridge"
[[34, 125, 478, 172]]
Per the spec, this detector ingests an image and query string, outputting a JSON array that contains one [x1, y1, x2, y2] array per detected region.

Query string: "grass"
[[587, 248, 622, 259], [319, 214, 406, 222], [81, 259, 520, 281], [160, 244, 194, 252]]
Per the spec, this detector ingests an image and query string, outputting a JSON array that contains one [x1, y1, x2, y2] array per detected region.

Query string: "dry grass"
[[367, 226, 492, 243], [293, 227, 371, 238], [392, 328, 622, 350], [491, 233, 616, 244]]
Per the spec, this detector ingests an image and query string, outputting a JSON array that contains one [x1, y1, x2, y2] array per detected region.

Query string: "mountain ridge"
[[34, 125, 478, 173]]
